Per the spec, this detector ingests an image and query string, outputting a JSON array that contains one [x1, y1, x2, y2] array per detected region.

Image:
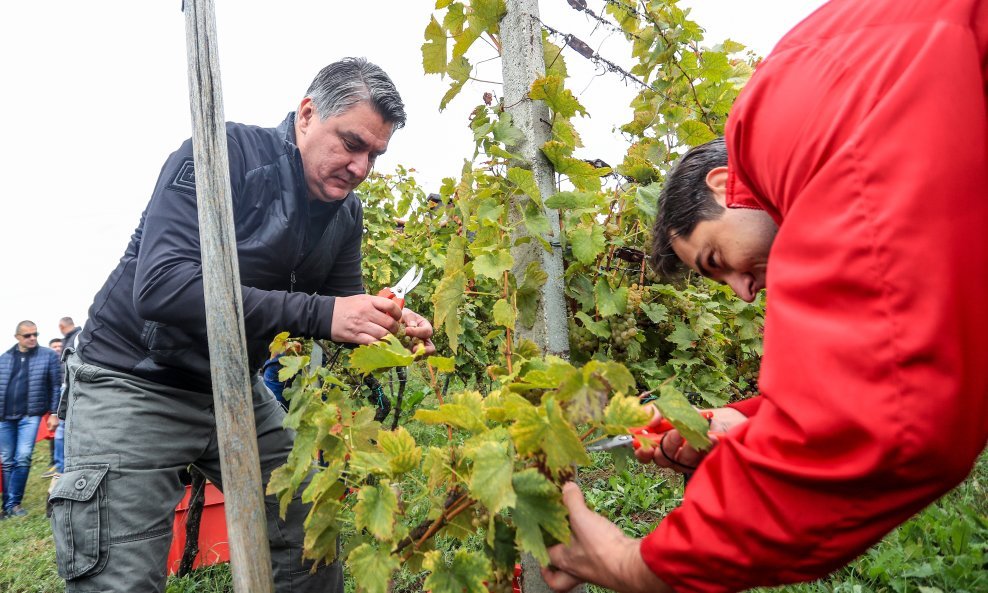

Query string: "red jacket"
[[641, 1, 988, 590]]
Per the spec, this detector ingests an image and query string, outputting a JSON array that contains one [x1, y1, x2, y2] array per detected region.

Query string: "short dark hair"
[[306, 57, 406, 129], [649, 137, 728, 277], [49, 338, 63, 347], [15, 320, 36, 335]]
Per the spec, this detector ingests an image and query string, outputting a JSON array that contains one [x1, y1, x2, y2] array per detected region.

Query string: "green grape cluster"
[[568, 321, 599, 353], [627, 283, 644, 312], [395, 322, 424, 353], [609, 314, 638, 349]]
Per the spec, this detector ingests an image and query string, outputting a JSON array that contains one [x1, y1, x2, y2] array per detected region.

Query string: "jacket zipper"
[[290, 270, 296, 293]]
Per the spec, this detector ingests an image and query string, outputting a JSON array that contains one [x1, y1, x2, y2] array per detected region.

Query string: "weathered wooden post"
[[501, 1, 579, 591], [182, 1, 274, 591]]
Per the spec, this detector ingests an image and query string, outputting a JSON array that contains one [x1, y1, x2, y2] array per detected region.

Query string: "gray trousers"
[[49, 354, 342, 593]]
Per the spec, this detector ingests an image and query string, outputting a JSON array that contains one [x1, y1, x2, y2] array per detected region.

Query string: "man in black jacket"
[[51, 57, 432, 592]]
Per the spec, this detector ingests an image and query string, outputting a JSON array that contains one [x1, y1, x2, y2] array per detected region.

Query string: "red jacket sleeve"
[[641, 2, 988, 591]]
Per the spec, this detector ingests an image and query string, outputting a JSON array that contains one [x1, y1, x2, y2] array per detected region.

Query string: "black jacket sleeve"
[[132, 134, 337, 341]]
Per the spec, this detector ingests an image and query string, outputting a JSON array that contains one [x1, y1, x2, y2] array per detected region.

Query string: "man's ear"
[[705, 166, 730, 207], [296, 97, 316, 134]]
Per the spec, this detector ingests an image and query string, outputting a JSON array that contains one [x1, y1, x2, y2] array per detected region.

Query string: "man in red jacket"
[[542, 0, 988, 591]]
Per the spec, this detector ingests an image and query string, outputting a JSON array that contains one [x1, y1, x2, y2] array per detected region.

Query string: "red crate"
[[167, 481, 230, 575]]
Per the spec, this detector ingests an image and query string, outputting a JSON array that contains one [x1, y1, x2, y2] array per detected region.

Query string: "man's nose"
[[347, 153, 370, 180], [726, 273, 757, 303]]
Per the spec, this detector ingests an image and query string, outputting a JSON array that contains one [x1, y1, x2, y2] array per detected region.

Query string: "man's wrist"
[[618, 539, 671, 593]]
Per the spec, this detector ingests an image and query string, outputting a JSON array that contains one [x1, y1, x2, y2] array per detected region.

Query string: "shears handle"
[[628, 410, 716, 449], [377, 287, 405, 309]]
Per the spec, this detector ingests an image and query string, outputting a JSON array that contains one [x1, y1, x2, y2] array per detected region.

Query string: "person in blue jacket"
[[0, 320, 61, 519]]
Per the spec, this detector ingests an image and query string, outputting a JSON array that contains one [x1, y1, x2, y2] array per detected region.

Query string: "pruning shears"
[[377, 265, 423, 309], [587, 410, 716, 452]]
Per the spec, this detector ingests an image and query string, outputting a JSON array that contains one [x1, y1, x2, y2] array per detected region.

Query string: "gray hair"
[[305, 57, 406, 129]]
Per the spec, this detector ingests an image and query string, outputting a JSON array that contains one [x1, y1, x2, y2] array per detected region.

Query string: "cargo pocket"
[[50, 464, 110, 580]]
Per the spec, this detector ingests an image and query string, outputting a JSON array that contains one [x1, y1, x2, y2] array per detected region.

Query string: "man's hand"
[[47, 415, 59, 432], [401, 308, 436, 355], [634, 406, 747, 471], [542, 482, 671, 593], [331, 295, 402, 344]]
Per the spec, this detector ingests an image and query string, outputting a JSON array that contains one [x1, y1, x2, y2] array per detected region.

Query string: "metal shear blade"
[[392, 265, 423, 299], [586, 435, 634, 452]]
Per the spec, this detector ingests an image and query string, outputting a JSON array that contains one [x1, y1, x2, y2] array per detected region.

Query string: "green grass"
[[4, 432, 985, 593]]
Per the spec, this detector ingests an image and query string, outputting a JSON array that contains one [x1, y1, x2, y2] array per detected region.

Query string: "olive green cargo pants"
[[50, 354, 342, 593]]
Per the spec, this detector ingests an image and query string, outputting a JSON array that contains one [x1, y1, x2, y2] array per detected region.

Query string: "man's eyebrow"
[[341, 130, 386, 157]]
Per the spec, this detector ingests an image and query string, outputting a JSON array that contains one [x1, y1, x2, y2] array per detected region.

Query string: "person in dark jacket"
[[0, 320, 61, 519], [51, 57, 433, 592]]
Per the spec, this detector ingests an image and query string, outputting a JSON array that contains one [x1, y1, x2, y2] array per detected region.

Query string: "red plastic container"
[[167, 481, 230, 574]]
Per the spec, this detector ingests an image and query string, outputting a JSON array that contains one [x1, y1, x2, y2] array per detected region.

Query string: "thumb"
[[560, 481, 590, 518]]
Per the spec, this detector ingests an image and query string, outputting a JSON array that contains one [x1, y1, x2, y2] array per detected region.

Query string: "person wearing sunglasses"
[[0, 321, 62, 519]]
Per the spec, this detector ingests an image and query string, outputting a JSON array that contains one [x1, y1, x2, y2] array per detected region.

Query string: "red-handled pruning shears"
[[587, 410, 716, 452], [377, 265, 423, 309]]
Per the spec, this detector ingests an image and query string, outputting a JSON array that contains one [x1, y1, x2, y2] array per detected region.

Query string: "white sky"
[[0, 0, 826, 346]]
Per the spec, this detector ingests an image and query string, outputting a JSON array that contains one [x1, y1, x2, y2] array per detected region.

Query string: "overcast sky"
[[0, 0, 826, 347]]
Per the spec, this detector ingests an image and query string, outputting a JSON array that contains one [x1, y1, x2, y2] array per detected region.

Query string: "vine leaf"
[[667, 321, 699, 351], [422, 16, 447, 75], [677, 119, 718, 147], [354, 481, 399, 541], [509, 396, 589, 474], [654, 385, 712, 450], [423, 549, 491, 593], [349, 336, 413, 375], [493, 298, 515, 330], [268, 331, 291, 356], [427, 355, 456, 373], [302, 498, 342, 564], [594, 278, 628, 317], [349, 542, 400, 593], [415, 391, 488, 434], [277, 354, 309, 383], [530, 75, 587, 119], [507, 167, 541, 204], [603, 393, 652, 434], [474, 250, 514, 281], [568, 223, 606, 265], [377, 427, 422, 476], [575, 312, 610, 339], [467, 440, 516, 513], [512, 468, 570, 565], [516, 261, 548, 328]]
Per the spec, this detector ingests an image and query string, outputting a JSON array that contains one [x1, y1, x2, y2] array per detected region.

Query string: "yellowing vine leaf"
[[348, 335, 413, 376], [530, 75, 587, 119], [422, 16, 447, 75], [603, 394, 652, 434], [414, 391, 488, 434], [493, 298, 515, 330], [474, 250, 514, 280], [377, 427, 422, 475], [466, 440, 516, 513], [354, 481, 399, 541], [349, 542, 400, 593]]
